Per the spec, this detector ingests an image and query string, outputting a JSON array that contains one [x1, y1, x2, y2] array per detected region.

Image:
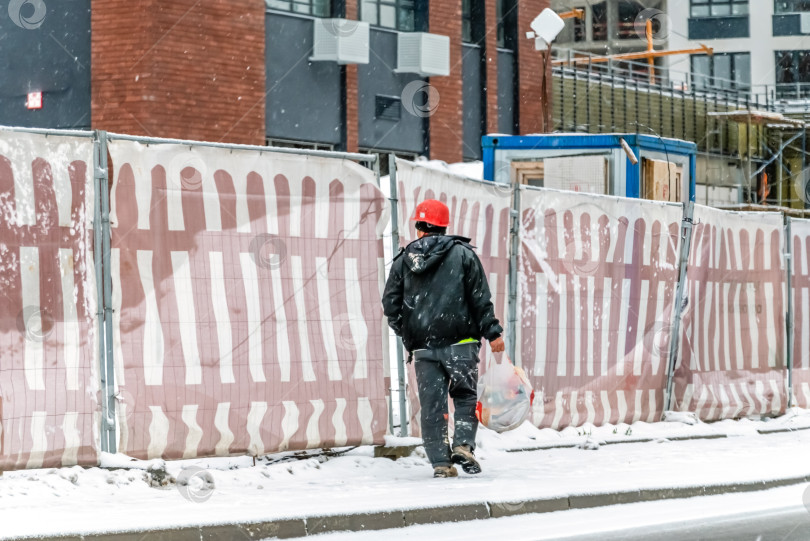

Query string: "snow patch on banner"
[[0, 130, 99, 470]]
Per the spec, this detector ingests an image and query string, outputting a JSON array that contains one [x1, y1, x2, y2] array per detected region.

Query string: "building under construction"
[[550, 0, 810, 210]]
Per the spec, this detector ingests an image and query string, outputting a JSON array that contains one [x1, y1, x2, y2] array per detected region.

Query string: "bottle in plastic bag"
[[476, 360, 535, 433]]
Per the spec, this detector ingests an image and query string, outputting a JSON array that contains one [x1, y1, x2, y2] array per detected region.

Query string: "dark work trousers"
[[413, 342, 480, 468]]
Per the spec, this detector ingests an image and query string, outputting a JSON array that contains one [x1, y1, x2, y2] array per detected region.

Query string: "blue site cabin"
[[482, 133, 697, 202]]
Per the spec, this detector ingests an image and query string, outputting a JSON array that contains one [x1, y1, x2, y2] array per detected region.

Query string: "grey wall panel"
[[497, 50, 515, 135], [0, 0, 90, 129], [358, 29, 425, 154], [462, 45, 483, 161], [266, 12, 342, 145]]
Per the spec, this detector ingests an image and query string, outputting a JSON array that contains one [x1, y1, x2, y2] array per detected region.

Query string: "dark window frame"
[[775, 0, 810, 13], [690, 51, 751, 90], [462, 0, 486, 44], [496, 0, 517, 49], [775, 50, 810, 83], [360, 0, 425, 31], [775, 50, 810, 97], [689, 0, 749, 17], [265, 0, 332, 17]]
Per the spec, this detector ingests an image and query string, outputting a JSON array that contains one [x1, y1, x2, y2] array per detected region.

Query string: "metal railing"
[[552, 48, 810, 115], [551, 50, 810, 162]]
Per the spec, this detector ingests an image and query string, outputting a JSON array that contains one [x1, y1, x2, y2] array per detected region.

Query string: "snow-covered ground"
[[2, 409, 810, 539], [404, 158, 484, 182]]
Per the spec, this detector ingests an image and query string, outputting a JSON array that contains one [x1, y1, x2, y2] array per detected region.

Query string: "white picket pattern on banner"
[[0, 130, 99, 470], [673, 205, 787, 420], [109, 141, 390, 459], [791, 218, 810, 408], [518, 187, 682, 429]]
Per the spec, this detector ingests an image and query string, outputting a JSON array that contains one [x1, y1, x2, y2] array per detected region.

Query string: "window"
[[572, 13, 586, 42], [776, 50, 810, 84], [496, 0, 516, 48], [618, 1, 646, 40], [462, 0, 485, 43], [592, 1, 608, 41], [361, 0, 417, 31], [463, 0, 472, 42], [691, 52, 750, 89], [266, 0, 330, 16], [775, 0, 810, 12], [690, 0, 749, 17]]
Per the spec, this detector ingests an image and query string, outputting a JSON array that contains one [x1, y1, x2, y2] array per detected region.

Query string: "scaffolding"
[[707, 110, 808, 208]]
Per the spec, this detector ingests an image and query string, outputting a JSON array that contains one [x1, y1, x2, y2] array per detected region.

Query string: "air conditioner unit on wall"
[[396, 32, 450, 77], [311, 18, 370, 65]]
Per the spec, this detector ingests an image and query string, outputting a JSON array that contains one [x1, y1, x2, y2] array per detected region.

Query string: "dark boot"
[[433, 465, 458, 478], [451, 444, 481, 474]]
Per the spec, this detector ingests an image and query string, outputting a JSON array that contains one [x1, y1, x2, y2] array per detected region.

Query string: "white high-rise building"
[[553, 1, 810, 100], [665, 1, 810, 100]]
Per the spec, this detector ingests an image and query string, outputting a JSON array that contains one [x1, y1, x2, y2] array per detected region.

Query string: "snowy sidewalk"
[[3, 410, 810, 540]]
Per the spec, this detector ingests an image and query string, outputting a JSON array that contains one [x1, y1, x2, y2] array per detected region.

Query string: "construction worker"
[[382, 199, 505, 478]]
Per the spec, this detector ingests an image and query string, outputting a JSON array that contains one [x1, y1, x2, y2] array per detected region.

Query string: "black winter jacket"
[[382, 234, 503, 352]]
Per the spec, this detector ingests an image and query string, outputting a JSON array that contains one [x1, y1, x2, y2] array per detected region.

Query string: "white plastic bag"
[[476, 359, 534, 433]]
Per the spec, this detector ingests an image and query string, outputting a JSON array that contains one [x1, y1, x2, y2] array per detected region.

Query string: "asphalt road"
[[561, 506, 810, 541], [281, 485, 810, 541]]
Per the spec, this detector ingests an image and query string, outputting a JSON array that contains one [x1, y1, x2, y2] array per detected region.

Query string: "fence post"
[[785, 216, 795, 408], [387, 155, 409, 437], [94, 130, 117, 453], [371, 157, 395, 435], [507, 186, 521, 363], [664, 201, 695, 413]]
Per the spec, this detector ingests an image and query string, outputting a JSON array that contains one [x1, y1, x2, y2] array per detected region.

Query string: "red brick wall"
[[516, 0, 550, 134], [428, 0, 464, 163], [92, 0, 266, 145], [484, 0, 500, 134], [345, 0, 359, 153]]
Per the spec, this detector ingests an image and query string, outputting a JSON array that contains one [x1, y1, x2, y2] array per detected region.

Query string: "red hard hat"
[[411, 199, 450, 227]]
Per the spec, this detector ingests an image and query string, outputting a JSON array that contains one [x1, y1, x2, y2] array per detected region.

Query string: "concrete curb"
[[11, 474, 810, 541]]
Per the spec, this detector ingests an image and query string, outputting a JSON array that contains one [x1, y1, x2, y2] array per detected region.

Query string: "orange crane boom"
[[558, 8, 585, 20], [551, 19, 714, 84]]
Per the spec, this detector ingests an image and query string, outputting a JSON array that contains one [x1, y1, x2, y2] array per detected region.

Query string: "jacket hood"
[[402, 234, 471, 274]]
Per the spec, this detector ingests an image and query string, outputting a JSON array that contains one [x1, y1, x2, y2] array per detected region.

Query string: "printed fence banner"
[[393, 160, 512, 435], [0, 131, 99, 470], [109, 140, 389, 459], [790, 218, 810, 407], [672, 206, 787, 420], [518, 187, 682, 429]]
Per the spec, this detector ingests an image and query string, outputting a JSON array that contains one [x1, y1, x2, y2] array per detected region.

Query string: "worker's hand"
[[489, 336, 505, 353]]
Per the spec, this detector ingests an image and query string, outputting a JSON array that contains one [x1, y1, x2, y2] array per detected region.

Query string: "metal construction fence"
[[0, 129, 98, 471], [0, 127, 808, 472], [393, 159, 801, 434], [107, 137, 389, 460], [0, 127, 391, 470], [517, 188, 682, 428]]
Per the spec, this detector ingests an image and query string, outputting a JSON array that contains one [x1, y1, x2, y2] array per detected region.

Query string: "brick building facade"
[[3, 0, 551, 163], [92, 0, 267, 145]]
